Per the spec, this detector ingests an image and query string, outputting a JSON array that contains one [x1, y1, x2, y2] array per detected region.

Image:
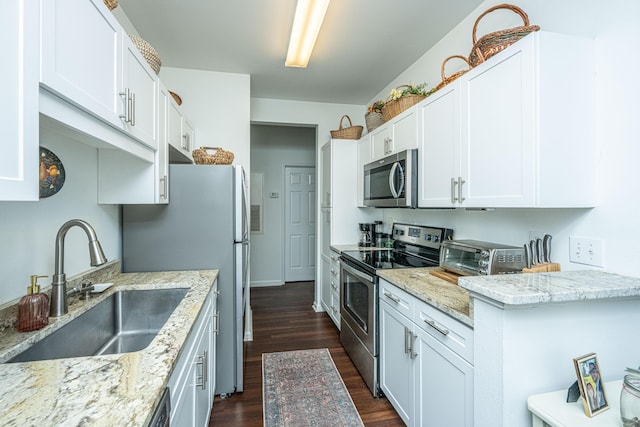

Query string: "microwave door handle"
[[388, 162, 405, 199]]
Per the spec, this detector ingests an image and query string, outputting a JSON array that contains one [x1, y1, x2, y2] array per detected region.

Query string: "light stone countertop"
[[0, 268, 218, 426], [330, 244, 391, 253], [377, 267, 473, 327], [458, 269, 640, 305]]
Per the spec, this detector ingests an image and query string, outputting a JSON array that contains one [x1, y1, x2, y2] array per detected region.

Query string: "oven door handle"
[[340, 261, 375, 284]]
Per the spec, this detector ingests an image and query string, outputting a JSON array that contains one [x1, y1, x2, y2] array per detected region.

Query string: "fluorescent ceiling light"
[[285, 0, 330, 68]]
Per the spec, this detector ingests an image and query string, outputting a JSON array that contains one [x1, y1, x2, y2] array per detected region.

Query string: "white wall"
[[0, 127, 120, 305], [160, 67, 251, 172], [370, 0, 640, 277], [250, 125, 316, 286]]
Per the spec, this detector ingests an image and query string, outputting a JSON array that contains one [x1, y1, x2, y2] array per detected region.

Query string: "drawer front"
[[414, 298, 473, 364], [379, 279, 414, 319]]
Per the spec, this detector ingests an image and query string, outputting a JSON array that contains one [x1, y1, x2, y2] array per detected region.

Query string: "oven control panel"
[[392, 223, 453, 250]]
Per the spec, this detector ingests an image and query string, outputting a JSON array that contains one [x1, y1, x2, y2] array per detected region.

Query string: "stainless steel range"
[[339, 223, 453, 396]]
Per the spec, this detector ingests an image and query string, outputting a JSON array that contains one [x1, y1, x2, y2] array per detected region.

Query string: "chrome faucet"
[[50, 219, 108, 317]]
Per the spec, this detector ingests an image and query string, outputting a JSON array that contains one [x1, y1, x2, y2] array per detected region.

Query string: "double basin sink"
[[8, 288, 188, 363]]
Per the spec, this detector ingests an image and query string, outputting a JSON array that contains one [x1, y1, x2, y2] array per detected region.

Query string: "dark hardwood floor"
[[210, 281, 404, 426]]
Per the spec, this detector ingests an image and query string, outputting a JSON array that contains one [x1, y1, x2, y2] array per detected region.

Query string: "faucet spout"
[[50, 219, 108, 317]]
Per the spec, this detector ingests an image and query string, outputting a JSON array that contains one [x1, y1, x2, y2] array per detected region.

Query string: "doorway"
[[284, 166, 316, 282]]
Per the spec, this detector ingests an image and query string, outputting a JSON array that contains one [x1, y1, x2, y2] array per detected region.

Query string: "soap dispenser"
[[18, 275, 49, 332]]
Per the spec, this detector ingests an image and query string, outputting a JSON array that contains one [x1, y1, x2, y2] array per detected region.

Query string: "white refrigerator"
[[121, 164, 251, 396]]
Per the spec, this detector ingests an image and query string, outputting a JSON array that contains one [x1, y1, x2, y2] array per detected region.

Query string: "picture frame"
[[573, 353, 609, 417]]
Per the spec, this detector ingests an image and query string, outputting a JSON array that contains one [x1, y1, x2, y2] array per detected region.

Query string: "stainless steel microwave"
[[363, 149, 417, 208]]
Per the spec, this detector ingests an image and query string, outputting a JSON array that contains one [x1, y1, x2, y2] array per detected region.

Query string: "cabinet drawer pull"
[[330, 283, 338, 292], [424, 318, 450, 336], [383, 291, 400, 303]]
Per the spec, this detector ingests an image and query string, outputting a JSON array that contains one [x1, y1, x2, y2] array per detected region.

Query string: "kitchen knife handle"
[[537, 238, 544, 264], [543, 234, 552, 262], [524, 244, 531, 268], [530, 240, 537, 265]]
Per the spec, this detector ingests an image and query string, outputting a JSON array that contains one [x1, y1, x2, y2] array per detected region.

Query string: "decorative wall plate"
[[39, 146, 66, 198]]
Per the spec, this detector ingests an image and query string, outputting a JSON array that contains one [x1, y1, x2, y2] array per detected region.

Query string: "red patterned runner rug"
[[262, 348, 364, 427]]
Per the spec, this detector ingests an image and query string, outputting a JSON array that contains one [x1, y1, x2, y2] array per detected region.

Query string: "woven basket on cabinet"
[[365, 112, 385, 132], [192, 147, 235, 165], [103, 0, 118, 10], [468, 3, 540, 68], [435, 55, 471, 91], [381, 85, 426, 121], [330, 115, 363, 140], [129, 34, 162, 75]]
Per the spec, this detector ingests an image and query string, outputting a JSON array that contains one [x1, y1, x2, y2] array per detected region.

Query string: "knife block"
[[522, 263, 561, 273]]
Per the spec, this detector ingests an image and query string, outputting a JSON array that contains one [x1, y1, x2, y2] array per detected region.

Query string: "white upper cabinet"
[[167, 96, 195, 163], [418, 31, 596, 208], [41, 0, 158, 150], [417, 82, 462, 207], [357, 134, 372, 207], [40, 0, 122, 130], [0, 1, 39, 201], [371, 107, 418, 161], [121, 36, 159, 150]]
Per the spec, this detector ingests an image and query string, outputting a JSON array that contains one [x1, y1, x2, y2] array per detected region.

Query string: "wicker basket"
[[103, 0, 118, 10], [129, 34, 162, 75], [169, 91, 182, 105], [365, 112, 385, 132], [435, 55, 471, 91], [192, 147, 235, 165], [382, 85, 426, 121], [330, 115, 363, 140], [468, 4, 540, 68]]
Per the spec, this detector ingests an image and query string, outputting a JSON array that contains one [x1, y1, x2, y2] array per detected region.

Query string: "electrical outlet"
[[569, 236, 604, 267]]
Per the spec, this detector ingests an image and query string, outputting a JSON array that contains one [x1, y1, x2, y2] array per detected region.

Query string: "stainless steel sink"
[[8, 288, 188, 363]]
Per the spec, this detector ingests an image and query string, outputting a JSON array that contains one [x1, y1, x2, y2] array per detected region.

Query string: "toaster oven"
[[440, 240, 525, 276]]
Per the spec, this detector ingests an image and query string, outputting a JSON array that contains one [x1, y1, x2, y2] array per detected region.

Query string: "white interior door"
[[285, 166, 316, 282]]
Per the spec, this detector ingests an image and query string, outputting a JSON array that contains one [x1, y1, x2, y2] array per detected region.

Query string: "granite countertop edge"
[[458, 270, 640, 305], [377, 267, 473, 328], [0, 268, 218, 427]]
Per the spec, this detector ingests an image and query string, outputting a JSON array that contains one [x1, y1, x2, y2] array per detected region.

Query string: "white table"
[[528, 380, 622, 427]]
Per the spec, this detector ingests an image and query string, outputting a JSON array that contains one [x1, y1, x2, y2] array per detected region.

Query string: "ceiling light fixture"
[[285, 0, 330, 68]]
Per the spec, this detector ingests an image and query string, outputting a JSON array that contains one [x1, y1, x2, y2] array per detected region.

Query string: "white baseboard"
[[250, 280, 284, 288]]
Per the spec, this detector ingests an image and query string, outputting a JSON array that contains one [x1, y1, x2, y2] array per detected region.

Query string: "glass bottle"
[[621, 374, 640, 427], [17, 275, 49, 332]]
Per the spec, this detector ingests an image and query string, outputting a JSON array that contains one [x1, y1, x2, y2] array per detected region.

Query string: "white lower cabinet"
[[379, 279, 473, 427], [320, 252, 340, 329], [169, 280, 217, 427]]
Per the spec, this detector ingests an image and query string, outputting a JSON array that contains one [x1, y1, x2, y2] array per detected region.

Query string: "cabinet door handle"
[[119, 88, 130, 123], [404, 326, 410, 354], [213, 312, 220, 334], [195, 349, 208, 390], [160, 175, 167, 199], [424, 318, 450, 336], [130, 91, 136, 126], [383, 291, 400, 303], [451, 177, 458, 203], [457, 177, 466, 203], [410, 333, 418, 359]]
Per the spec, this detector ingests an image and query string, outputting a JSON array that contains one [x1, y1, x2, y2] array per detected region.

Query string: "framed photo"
[[573, 353, 609, 417]]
